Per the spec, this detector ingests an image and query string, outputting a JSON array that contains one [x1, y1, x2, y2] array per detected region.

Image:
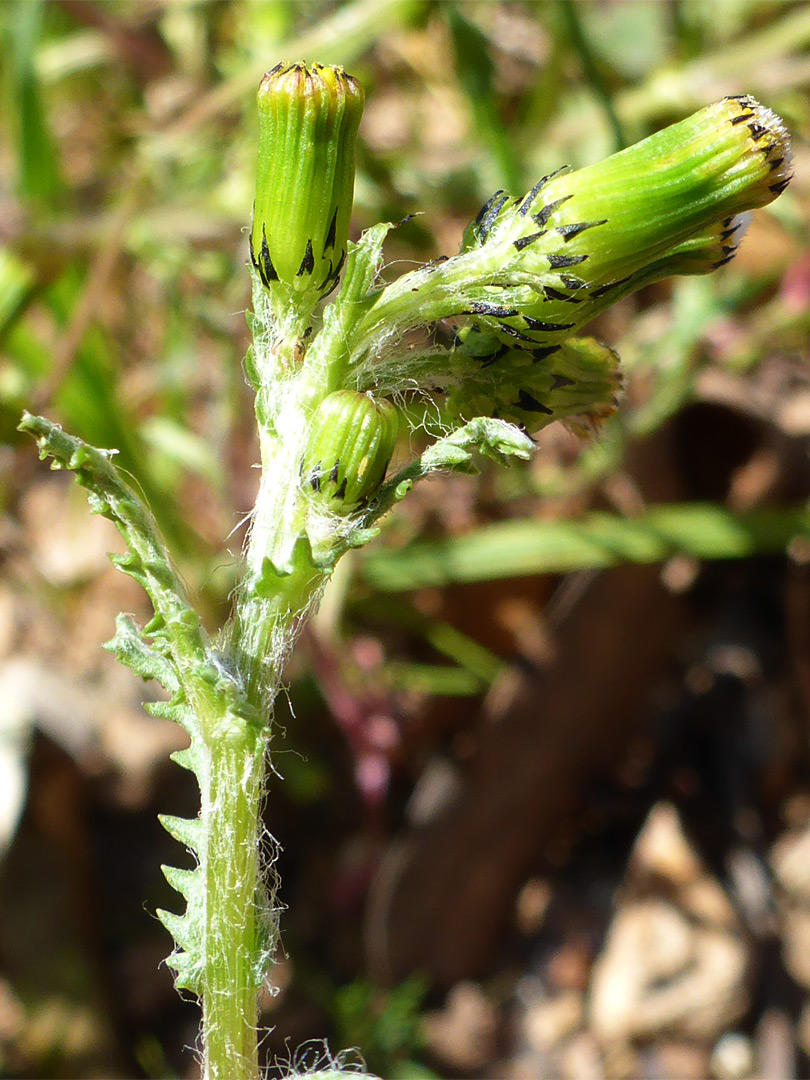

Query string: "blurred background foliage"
[[1, 1, 810, 1077]]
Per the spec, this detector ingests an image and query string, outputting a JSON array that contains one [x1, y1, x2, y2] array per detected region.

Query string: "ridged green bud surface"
[[458, 95, 792, 350], [301, 392, 399, 512], [251, 62, 364, 312], [447, 329, 622, 436], [349, 96, 791, 374]]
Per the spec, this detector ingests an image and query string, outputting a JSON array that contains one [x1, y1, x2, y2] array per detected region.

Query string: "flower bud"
[[301, 392, 399, 512], [457, 96, 792, 351], [251, 62, 364, 309], [350, 98, 791, 376], [446, 329, 621, 436]]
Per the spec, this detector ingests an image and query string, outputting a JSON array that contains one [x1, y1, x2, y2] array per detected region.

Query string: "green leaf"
[[423, 416, 535, 468], [18, 413, 201, 648], [340, 221, 396, 305], [104, 613, 180, 693]]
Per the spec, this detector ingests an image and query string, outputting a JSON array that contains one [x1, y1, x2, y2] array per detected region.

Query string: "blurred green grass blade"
[[387, 661, 485, 696], [357, 595, 502, 682], [141, 416, 224, 489], [417, 616, 501, 683], [8, 0, 62, 206], [0, 249, 35, 337], [35, 269, 206, 557], [446, 4, 521, 191], [363, 503, 810, 590], [45, 267, 140, 447], [0, 261, 211, 559], [35, 27, 111, 81], [557, 0, 627, 151], [671, 0, 705, 60]]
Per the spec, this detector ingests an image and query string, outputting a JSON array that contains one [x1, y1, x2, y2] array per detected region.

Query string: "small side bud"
[[251, 62, 364, 311], [301, 392, 399, 512], [445, 329, 622, 437]]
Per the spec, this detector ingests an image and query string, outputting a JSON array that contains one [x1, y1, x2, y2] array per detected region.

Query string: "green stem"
[[198, 342, 331, 1080], [193, 567, 326, 1080], [231, 565, 326, 706], [228, 400, 331, 707], [16, 413, 272, 1080], [198, 728, 266, 1080]]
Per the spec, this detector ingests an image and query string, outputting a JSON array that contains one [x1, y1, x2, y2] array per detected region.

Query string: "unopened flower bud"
[[251, 62, 364, 311], [459, 96, 791, 351], [350, 97, 791, 376], [301, 392, 399, 512], [446, 329, 621, 436]]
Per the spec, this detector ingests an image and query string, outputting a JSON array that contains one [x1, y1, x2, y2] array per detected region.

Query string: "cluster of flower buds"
[[250, 62, 364, 318], [344, 93, 791, 422], [300, 391, 399, 514], [251, 64, 792, 515]]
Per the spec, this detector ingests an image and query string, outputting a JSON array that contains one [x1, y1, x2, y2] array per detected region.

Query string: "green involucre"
[[347, 96, 792, 371], [301, 391, 399, 511], [446, 332, 622, 436], [251, 62, 364, 309]]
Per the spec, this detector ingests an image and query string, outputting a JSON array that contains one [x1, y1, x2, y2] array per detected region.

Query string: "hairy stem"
[[198, 728, 267, 1080], [202, 332, 331, 1079]]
